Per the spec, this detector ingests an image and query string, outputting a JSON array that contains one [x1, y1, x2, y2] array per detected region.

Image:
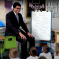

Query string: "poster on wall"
[[26, 0, 46, 18]]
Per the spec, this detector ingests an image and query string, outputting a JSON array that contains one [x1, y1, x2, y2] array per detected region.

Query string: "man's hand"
[[19, 32, 27, 39], [27, 32, 34, 38]]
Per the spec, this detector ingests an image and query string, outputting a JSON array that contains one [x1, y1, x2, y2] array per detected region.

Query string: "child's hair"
[[9, 48, 18, 58], [56, 49, 59, 55], [42, 45, 50, 53], [38, 56, 46, 59], [30, 47, 37, 56]]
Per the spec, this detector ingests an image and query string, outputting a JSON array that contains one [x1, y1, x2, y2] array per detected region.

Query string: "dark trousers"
[[16, 30, 35, 58]]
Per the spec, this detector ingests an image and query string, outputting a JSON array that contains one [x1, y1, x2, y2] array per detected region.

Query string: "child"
[[27, 47, 38, 59], [39, 45, 52, 59], [54, 49, 59, 59], [38, 56, 46, 59], [9, 48, 20, 59]]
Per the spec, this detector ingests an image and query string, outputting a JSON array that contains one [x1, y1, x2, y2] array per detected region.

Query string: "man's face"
[[13, 6, 21, 14]]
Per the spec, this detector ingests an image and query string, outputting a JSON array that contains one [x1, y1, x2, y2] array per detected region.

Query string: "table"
[[0, 36, 4, 41]]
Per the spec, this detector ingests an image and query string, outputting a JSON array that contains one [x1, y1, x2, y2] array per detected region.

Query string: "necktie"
[[16, 14, 19, 23]]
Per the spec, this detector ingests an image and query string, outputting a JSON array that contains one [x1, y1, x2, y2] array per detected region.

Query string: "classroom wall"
[[0, 0, 59, 49], [1, 0, 59, 30], [0, 1, 6, 23]]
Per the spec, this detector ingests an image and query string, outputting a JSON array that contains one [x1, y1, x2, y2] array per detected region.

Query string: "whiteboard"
[[31, 11, 52, 41]]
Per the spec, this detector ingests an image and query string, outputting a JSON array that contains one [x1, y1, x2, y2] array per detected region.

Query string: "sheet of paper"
[[46, 0, 51, 7], [32, 11, 51, 41], [53, 1, 57, 7], [57, 14, 59, 18], [58, 2, 59, 7], [51, 1, 54, 7], [52, 13, 55, 18], [58, 8, 59, 13], [48, 7, 53, 11], [53, 7, 57, 13]]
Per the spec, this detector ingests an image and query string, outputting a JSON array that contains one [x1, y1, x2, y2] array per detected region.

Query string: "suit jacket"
[[5, 11, 29, 36]]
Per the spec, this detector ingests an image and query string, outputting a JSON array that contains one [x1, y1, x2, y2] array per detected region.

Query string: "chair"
[[0, 36, 17, 59], [4, 36, 17, 49]]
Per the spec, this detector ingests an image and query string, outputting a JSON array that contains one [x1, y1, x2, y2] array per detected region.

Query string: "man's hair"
[[9, 48, 18, 58], [42, 45, 50, 53], [30, 47, 37, 56], [56, 49, 59, 55], [13, 2, 21, 8], [38, 56, 46, 59]]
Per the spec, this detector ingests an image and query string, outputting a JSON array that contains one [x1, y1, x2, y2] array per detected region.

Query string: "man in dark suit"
[[5, 2, 35, 59]]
